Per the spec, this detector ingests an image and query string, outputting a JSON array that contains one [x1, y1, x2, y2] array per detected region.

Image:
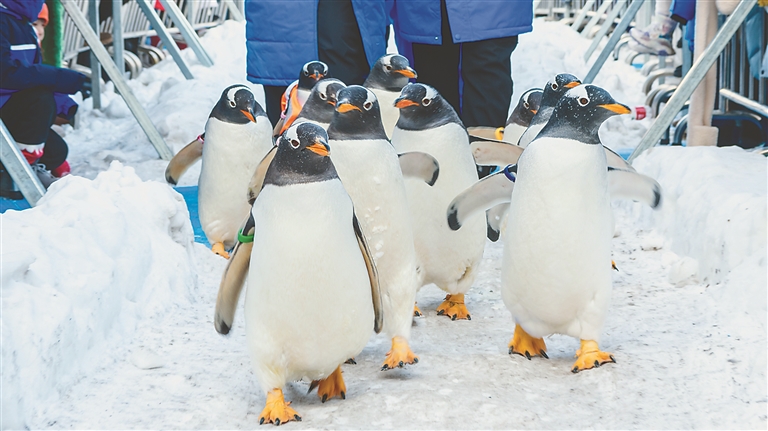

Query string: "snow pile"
[[0, 163, 197, 429], [630, 145, 767, 284], [61, 21, 260, 185]]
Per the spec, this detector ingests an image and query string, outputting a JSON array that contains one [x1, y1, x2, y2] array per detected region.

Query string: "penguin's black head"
[[210, 85, 265, 125], [298, 79, 347, 124], [508, 88, 544, 127], [298, 61, 330, 90], [538, 84, 630, 145], [327, 85, 387, 141], [265, 122, 337, 186], [394, 83, 463, 131], [540, 73, 582, 109], [364, 54, 417, 91]]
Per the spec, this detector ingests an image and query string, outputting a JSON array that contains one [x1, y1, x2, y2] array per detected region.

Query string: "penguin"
[[363, 54, 417, 139], [446, 84, 663, 373], [391, 83, 486, 320], [517, 73, 582, 148], [165, 84, 272, 258], [275, 60, 330, 135], [326, 85, 429, 370], [293, 78, 347, 130], [213, 122, 383, 425], [501, 88, 543, 144]]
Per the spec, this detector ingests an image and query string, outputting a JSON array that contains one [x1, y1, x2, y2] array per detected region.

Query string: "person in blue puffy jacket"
[[245, 0, 389, 126], [391, 0, 532, 176], [0, 0, 86, 195]]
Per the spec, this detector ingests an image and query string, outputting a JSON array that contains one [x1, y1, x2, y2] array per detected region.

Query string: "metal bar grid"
[[61, 0, 174, 160], [584, 0, 646, 84], [629, 0, 759, 162]]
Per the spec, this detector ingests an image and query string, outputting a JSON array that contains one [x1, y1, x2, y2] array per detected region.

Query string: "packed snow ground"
[[2, 18, 766, 430]]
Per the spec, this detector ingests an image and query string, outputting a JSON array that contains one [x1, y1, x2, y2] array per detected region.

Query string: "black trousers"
[[264, 0, 371, 127], [0, 87, 68, 171], [411, 0, 518, 128]]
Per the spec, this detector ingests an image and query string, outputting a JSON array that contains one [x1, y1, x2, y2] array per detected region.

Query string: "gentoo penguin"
[[165, 84, 272, 258], [501, 88, 543, 144], [214, 122, 383, 425], [391, 83, 486, 320], [293, 78, 347, 130], [363, 54, 417, 139], [327, 85, 433, 370], [275, 60, 330, 135], [517, 73, 581, 148], [447, 84, 663, 373]]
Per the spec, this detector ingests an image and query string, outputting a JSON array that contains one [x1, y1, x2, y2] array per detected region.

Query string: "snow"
[[2, 17, 767, 430]]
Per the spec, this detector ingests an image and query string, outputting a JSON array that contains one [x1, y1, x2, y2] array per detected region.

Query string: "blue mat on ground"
[[1, 185, 210, 247]]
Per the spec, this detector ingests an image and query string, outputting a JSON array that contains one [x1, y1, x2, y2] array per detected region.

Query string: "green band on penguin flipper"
[[238, 229, 254, 243]]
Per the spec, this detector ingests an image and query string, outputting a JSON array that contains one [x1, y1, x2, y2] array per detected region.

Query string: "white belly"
[[501, 138, 613, 342], [198, 117, 273, 248], [330, 138, 420, 339], [245, 181, 373, 392], [391, 124, 486, 293], [370, 88, 400, 139]]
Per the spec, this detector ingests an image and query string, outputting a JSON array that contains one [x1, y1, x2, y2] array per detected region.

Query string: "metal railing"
[[717, 9, 768, 113]]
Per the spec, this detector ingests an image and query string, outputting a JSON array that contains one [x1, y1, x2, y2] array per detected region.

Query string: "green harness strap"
[[238, 229, 254, 244], [42, 0, 63, 67]]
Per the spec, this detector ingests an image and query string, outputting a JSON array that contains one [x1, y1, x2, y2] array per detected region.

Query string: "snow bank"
[[0, 163, 197, 429], [629, 145, 767, 284]]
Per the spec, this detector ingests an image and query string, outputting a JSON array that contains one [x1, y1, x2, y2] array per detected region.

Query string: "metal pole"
[[88, 0, 101, 109], [584, 0, 628, 61], [584, 0, 646, 84], [0, 121, 46, 206], [581, 0, 613, 37], [61, 0, 174, 161], [572, 0, 596, 30], [157, 0, 214, 67], [112, 0, 124, 76], [221, 0, 245, 22], [628, 0, 758, 162], [134, 0, 195, 80]]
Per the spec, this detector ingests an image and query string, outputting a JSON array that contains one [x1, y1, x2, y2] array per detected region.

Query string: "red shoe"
[[51, 161, 71, 178]]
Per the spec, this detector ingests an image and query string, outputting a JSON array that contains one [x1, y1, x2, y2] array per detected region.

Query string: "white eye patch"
[[522, 88, 538, 105], [420, 84, 437, 101], [226, 85, 251, 105], [316, 79, 344, 95], [364, 88, 377, 107], [566, 84, 589, 101], [284, 124, 300, 145], [382, 54, 395, 66]]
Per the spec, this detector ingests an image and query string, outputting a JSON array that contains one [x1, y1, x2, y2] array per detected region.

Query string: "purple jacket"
[[0, 0, 85, 115]]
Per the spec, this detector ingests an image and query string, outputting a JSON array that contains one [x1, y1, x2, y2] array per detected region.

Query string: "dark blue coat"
[[391, 0, 533, 45], [0, 0, 84, 113], [245, 0, 388, 86]]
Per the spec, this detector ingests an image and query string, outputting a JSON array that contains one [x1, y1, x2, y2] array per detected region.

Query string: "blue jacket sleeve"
[[0, 20, 86, 94]]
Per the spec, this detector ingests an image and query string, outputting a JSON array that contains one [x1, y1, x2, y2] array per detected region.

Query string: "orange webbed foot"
[[436, 294, 471, 320], [258, 389, 301, 426], [381, 336, 419, 370], [508, 324, 548, 359]]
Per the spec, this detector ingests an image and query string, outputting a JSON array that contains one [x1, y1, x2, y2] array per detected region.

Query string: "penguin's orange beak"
[[531, 109, 538, 114], [241, 110, 256, 123], [599, 103, 631, 114], [564, 81, 581, 89], [395, 99, 420, 109], [307, 141, 330, 157], [312, 72, 324, 80], [337, 103, 361, 113], [395, 68, 417, 78]]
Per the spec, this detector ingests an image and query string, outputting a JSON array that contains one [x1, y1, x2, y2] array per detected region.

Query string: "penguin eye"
[[578, 97, 589, 106], [319, 92, 327, 100], [523, 102, 529, 109], [290, 139, 300, 149], [228, 100, 236, 108], [363, 101, 373, 110], [422, 98, 431, 106], [385, 65, 392, 71], [551, 83, 559, 91], [303, 70, 309, 76]]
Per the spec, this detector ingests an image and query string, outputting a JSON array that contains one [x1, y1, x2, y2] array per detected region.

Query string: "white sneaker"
[[31, 164, 58, 189], [629, 14, 677, 56]]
